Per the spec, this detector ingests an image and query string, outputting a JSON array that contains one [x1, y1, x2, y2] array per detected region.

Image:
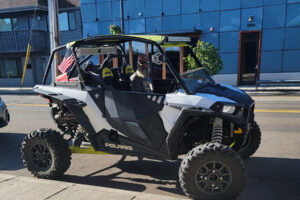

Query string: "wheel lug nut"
[[212, 170, 215, 173], [204, 177, 208, 180]]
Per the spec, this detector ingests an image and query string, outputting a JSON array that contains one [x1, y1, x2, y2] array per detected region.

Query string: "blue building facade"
[[80, 0, 300, 85]]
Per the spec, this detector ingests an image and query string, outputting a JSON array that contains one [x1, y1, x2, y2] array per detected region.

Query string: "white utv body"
[[21, 35, 261, 200]]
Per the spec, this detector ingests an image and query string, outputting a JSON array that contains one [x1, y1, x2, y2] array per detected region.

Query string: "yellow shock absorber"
[[233, 128, 243, 134], [229, 141, 236, 148]]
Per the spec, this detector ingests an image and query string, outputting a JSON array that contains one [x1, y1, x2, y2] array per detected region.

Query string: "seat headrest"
[[102, 67, 113, 78], [124, 65, 134, 75]]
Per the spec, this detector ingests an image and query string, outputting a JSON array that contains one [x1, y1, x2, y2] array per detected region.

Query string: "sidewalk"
[[239, 85, 300, 96], [0, 173, 185, 200], [0, 86, 300, 96]]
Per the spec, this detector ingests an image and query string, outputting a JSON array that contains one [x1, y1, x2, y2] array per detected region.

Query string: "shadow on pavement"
[[239, 157, 300, 200], [63, 158, 184, 195], [0, 132, 26, 171], [62, 156, 300, 199]]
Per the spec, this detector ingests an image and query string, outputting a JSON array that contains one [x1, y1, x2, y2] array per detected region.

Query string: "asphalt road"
[[0, 95, 299, 200]]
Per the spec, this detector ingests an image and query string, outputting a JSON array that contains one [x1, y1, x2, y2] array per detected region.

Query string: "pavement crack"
[[0, 176, 17, 183], [44, 186, 71, 200], [130, 195, 137, 200]]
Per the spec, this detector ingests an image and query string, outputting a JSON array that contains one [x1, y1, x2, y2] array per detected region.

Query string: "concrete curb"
[[0, 173, 186, 200], [245, 91, 300, 96]]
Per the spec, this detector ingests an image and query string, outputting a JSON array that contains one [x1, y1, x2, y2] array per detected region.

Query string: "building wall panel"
[[220, 32, 240, 53], [97, 21, 114, 35], [287, 0, 300, 3], [129, 18, 145, 33], [260, 51, 283, 73], [81, 3, 96, 23], [146, 17, 162, 33], [181, 0, 200, 14], [200, 33, 219, 48], [125, 0, 144, 19], [284, 27, 300, 50], [97, 2, 112, 21], [241, 7, 263, 30], [242, 0, 263, 8], [263, 5, 286, 28], [163, 15, 180, 31], [286, 3, 300, 27], [220, 53, 239, 74], [83, 22, 98, 37], [145, 0, 162, 17], [262, 29, 284, 51], [163, 0, 180, 15], [220, 0, 241, 10], [220, 10, 241, 32], [199, 11, 220, 33], [283, 50, 300, 72], [181, 14, 200, 30], [201, 0, 220, 11], [112, 1, 120, 20], [263, 0, 286, 6]]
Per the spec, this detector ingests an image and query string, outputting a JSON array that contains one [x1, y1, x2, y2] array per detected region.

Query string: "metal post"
[[120, 0, 124, 33], [48, 0, 54, 82], [48, 0, 60, 82], [179, 47, 184, 75]]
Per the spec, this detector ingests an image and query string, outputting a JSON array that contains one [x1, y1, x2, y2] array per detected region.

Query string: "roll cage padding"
[[99, 67, 113, 86]]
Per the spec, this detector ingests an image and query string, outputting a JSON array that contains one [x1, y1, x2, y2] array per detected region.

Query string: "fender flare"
[[166, 109, 215, 159]]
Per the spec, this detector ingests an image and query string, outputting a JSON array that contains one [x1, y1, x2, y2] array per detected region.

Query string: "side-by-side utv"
[[21, 35, 261, 200]]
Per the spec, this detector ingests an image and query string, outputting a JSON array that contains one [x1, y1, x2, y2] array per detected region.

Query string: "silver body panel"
[[34, 85, 112, 132]]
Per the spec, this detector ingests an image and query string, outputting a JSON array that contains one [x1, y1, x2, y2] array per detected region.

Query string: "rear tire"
[[21, 128, 71, 179], [239, 121, 261, 159], [179, 143, 245, 200]]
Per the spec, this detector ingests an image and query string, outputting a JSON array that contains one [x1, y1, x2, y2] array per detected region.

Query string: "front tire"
[[21, 128, 71, 179], [179, 143, 245, 200], [239, 121, 261, 159]]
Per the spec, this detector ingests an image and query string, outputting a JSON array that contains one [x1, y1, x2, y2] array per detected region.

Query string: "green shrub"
[[184, 41, 223, 76], [109, 24, 123, 35]]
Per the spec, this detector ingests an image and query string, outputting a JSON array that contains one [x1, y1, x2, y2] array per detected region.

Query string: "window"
[[0, 58, 22, 78], [59, 12, 76, 31], [0, 18, 12, 32]]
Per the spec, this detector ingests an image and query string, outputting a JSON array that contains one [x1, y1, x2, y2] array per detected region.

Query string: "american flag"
[[57, 49, 75, 73]]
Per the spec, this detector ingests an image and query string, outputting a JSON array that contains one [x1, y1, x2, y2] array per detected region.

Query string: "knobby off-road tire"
[[21, 128, 71, 179], [239, 121, 261, 159], [179, 143, 245, 200]]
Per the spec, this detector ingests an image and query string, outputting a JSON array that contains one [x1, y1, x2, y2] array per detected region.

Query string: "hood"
[[165, 91, 236, 109], [196, 83, 254, 106]]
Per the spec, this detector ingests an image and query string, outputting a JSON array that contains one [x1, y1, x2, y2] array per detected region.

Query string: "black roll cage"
[[42, 35, 203, 94]]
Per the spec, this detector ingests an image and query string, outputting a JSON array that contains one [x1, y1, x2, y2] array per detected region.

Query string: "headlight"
[[222, 105, 236, 114]]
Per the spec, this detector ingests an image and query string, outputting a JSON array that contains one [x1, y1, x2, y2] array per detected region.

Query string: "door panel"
[[105, 90, 167, 149]]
